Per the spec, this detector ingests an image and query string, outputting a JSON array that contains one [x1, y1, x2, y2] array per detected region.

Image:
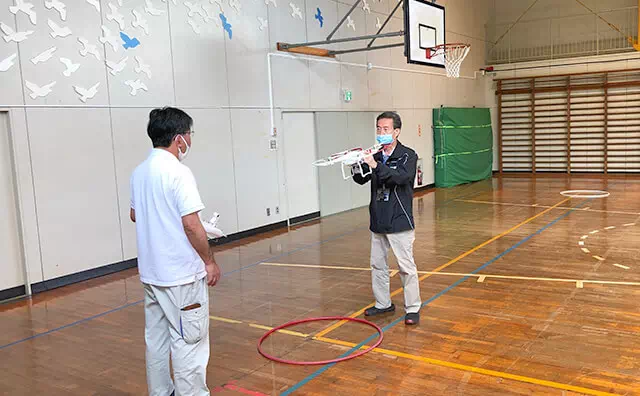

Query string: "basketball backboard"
[[405, 0, 445, 68]]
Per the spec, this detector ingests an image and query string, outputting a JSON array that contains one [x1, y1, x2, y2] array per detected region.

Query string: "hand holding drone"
[[201, 212, 227, 239], [312, 143, 383, 179]]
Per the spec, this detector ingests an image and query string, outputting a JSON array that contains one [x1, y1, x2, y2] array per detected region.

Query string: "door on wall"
[[282, 113, 320, 224], [0, 112, 25, 298]]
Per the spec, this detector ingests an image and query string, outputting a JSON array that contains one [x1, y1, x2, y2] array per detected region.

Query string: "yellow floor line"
[[248, 323, 309, 338], [210, 315, 243, 324], [263, 263, 371, 272], [312, 336, 617, 396], [261, 263, 640, 287], [314, 198, 571, 339]]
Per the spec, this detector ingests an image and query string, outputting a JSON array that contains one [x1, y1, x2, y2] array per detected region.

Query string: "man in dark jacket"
[[353, 111, 421, 325]]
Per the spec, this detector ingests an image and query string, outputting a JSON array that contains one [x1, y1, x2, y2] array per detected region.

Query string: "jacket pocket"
[[180, 303, 209, 344]]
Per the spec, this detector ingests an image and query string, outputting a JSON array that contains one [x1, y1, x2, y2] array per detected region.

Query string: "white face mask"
[[177, 135, 190, 162]]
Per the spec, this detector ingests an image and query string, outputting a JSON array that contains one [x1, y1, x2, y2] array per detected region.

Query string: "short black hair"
[[147, 107, 193, 148], [376, 111, 402, 130]]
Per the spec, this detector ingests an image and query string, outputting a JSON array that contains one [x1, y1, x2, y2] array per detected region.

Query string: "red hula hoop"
[[257, 316, 384, 365]]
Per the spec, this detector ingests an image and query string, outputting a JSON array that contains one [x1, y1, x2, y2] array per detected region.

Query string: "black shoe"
[[405, 312, 419, 325], [365, 304, 395, 316], [169, 392, 175, 396]]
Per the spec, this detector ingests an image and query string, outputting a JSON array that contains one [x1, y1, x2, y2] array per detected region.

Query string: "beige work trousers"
[[143, 277, 210, 396], [370, 230, 421, 314]]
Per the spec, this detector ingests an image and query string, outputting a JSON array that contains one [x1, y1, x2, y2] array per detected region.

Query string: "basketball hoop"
[[426, 43, 471, 78]]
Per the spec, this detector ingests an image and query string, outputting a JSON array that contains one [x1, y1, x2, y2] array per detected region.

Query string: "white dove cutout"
[[124, 79, 148, 95], [45, 0, 67, 21], [184, 2, 206, 17], [25, 80, 56, 99], [1, 22, 34, 43], [78, 37, 101, 60], [362, 0, 370, 13], [202, 4, 217, 23], [289, 2, 301, 19], [0, 53, 18, 72], [74, 82, 100, 102], [60, 57, 80, 76], [9, 0, 37, 25], [100, 25, 119, 52], [107, 3, 125, 30], [187, 19, 201, 35], [375, 17, 382, 29], [228, 0, 241, 13], [132, 10, 150, 35], [106, 56, 128, 75], [144, 0, 165, 15], [201, 212, 226, 239], [210, 0, 223, 12], [86, 0, 100, 13], [257, 16, 268, 31], [346, 15, 355, 30], [264, 0, 276, 7], [31, 46, 57, 64], [48, 19, 72, 38], [134, 56, 151, 78]]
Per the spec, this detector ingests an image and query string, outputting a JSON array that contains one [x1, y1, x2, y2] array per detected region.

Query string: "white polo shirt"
[[130, 148, 207, 287]]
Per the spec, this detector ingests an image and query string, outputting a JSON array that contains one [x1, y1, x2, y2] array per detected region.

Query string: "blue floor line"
[[281, 198, 589, 395]]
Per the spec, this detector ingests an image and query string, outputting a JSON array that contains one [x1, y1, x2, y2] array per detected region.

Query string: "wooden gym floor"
[[1, 174, 639, 395]]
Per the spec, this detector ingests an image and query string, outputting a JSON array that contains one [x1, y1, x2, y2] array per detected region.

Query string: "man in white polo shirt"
[[130, 107, 220, 396]]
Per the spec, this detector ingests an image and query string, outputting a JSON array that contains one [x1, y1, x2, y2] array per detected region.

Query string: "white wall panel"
[[170, 0, 229, 107], [185, 109, 239, 236], [27, 108, 122, 280], [104, 0, 174, 106]]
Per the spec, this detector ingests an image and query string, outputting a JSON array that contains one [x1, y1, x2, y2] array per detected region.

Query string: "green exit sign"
[[343, 89, 352, 102]]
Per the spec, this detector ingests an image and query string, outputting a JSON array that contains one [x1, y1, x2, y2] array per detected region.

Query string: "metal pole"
[[279, 31, 405, 50], [368, 0, 403, 48], [329, 42, 405, 55], [327, 0, 362, 41]]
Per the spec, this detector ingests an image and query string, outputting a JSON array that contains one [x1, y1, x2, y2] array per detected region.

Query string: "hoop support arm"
[[327, 0, 362, 41], [328, 42, 404, 55], [278, 31, 404, 51], [367, 0, 404, 48]]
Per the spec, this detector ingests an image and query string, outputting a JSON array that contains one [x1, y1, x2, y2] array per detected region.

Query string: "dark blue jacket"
[[353, 141, 417, 234]]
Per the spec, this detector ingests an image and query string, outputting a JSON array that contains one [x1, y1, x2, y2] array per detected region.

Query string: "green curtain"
[[433, 107, 493, 188]]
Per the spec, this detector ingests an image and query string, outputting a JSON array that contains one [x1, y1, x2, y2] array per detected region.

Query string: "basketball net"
[[426, 43, 471, 78]]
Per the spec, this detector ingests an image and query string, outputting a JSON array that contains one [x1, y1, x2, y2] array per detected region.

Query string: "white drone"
[[201, 212, 226, 239], [312, 143, 383, 179]]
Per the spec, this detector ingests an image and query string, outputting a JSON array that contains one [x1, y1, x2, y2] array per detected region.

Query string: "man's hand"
[[363, 154, 377, 169], [183, 212, 222, 287], [205, 261, 221, 286]]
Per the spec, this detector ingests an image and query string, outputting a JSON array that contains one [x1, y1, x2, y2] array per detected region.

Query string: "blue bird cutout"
[[120, 32, 140, 49], [219, 13, 232, 39], [315, 8, 323, 27]]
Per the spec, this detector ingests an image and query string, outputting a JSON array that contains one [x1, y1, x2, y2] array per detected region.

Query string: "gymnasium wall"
[[0, 0, 491, 294]]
